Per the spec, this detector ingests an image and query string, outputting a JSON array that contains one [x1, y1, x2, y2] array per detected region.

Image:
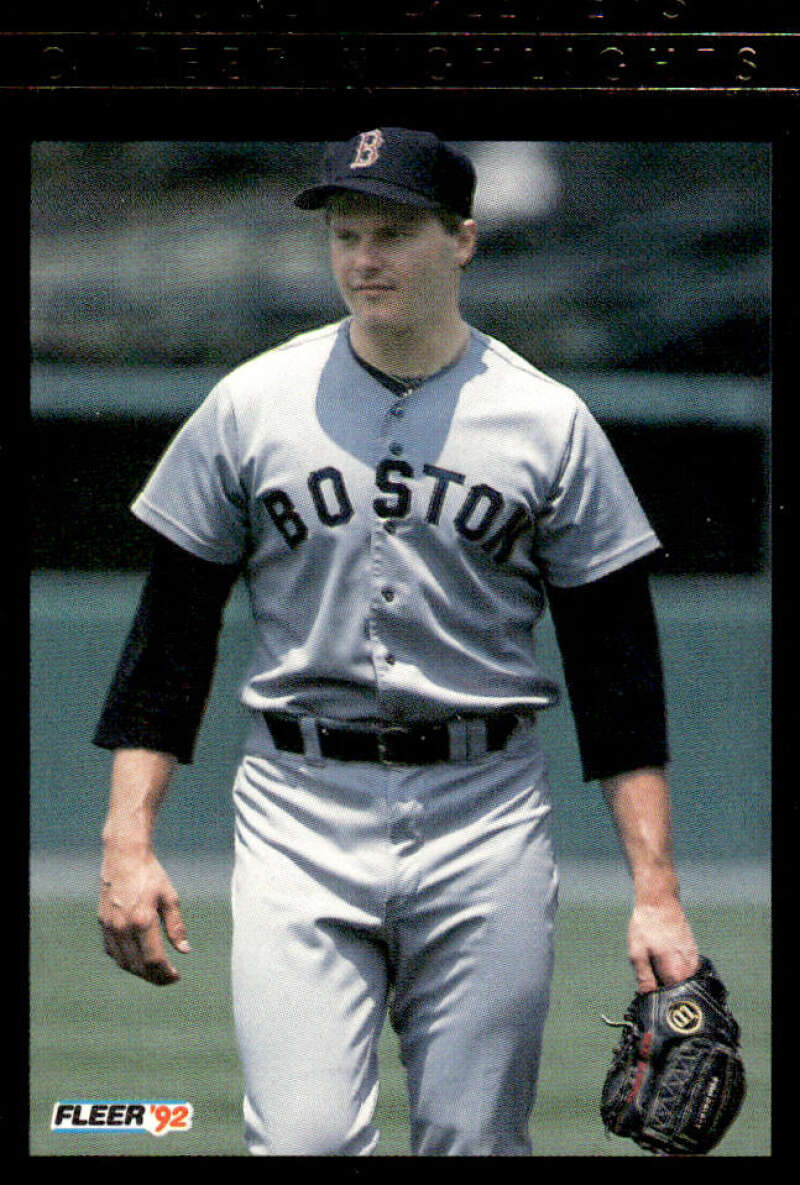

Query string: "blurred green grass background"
[[30, 892, 769, 1156], [30, 571, 770, 1155]]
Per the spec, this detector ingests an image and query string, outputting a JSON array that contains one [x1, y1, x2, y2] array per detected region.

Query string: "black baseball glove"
[[600, 957, 746, 1155]]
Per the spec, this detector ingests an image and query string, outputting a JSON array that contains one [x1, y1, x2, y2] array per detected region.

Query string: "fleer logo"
[[350, 129, 385, 169], [666, 1001, 704, 1035], [51, 1100, 193, 1136]]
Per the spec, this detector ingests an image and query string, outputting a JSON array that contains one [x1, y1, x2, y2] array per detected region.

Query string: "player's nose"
[[351, 237, 385, 271]]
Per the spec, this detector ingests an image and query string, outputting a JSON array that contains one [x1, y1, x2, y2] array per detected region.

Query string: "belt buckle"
[[376, 726, 409, 766]]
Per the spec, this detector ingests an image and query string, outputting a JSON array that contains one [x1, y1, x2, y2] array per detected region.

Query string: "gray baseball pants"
[[231, 716, 558, 1156]]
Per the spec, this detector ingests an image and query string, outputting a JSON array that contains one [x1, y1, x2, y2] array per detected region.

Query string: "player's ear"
[[456, 219, 478, 269]]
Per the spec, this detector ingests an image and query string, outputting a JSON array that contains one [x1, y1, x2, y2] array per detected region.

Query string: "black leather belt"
[[261, 710, 521, 766]]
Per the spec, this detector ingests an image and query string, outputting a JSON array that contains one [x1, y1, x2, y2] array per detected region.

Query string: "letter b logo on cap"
[[350, 130, 385, 169]]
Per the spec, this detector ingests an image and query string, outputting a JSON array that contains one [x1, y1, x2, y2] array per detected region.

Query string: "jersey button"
[[390, 405, 405, 417], [385, 653, 396, 666], [389, 442, 404, 456], [382, 587, 395, 602], [384, 521, 397, 534]]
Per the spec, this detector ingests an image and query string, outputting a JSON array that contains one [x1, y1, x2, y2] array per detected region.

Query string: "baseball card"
[[22, 0, 782, 1159]]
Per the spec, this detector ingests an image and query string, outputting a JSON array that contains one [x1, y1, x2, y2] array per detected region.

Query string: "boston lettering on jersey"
[[260, 456, 532, 565]]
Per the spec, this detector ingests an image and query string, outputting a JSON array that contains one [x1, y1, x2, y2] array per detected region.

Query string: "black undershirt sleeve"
[[92, 533, 242, 764], [546, 557, 669, 783]]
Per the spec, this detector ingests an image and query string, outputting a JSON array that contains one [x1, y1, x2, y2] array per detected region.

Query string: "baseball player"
[[95, 128, 700, 1156]]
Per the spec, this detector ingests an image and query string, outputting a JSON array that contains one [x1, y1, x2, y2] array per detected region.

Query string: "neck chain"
[[349, 321, 471, 392], [385, 373, 427, 388]]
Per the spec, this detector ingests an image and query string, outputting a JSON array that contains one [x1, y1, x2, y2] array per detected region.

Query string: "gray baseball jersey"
[[132, 318, 660, 725], [130, 316, 661, 1154]]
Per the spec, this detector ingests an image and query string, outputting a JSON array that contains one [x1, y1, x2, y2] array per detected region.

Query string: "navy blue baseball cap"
[[294, 127, 476, 219]]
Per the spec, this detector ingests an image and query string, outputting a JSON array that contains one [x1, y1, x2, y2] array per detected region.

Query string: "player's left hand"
[[627, 895, 700, 993]]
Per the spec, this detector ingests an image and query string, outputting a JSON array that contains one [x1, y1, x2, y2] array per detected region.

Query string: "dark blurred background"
[[31, 140, 770, 573]]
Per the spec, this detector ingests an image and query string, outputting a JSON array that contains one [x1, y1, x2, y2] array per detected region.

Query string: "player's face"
[[327, 195, 476, 336]]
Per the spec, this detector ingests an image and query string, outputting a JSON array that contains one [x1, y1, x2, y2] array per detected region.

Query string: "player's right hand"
[[98, 847, 191, 986]]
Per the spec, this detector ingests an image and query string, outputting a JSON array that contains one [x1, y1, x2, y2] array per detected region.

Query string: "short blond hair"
[[323, 192, 465, 236]]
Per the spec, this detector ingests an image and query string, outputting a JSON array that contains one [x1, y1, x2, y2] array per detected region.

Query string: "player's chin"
[[350, 298, 408, 332]]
